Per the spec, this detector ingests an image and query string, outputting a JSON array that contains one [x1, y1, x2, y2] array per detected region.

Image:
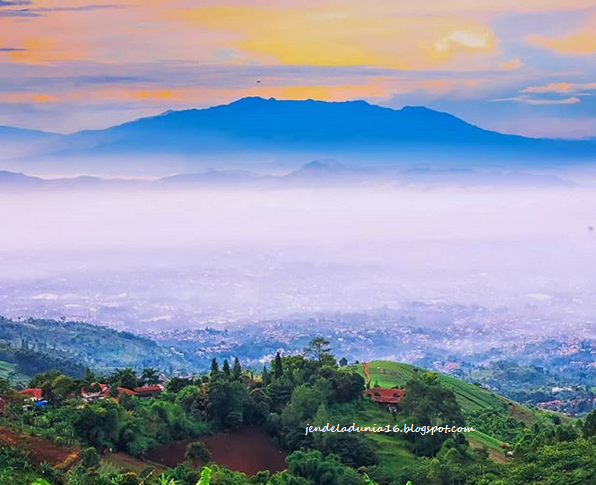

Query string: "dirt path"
[[363, 362, 371, 384]]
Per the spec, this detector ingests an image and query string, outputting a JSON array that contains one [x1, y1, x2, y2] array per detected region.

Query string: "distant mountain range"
[[1, 97, 595, 175], [0, 161, 579, 190]]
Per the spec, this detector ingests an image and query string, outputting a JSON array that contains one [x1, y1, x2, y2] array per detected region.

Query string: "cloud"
[[500, 58, 522, 71], [526, 12, 596, 55], [0, 3, 121, 18], [435, 30, 495, 54], [520, 81, 596, 95], [493, 95, 581, 105], [174, 4, 500, 71], [0, 8, 39, 16], [5, 37, 84, 64], [0, 0, 32, 6], [0, 47, 26, 51], [494, 80, 596, 105]]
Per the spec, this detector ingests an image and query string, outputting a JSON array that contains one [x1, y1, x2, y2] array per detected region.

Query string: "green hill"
[[354, 359, 562, 463], [0, 316, 198, 375], [0, 359, 29, 384], [358, 360, 528, 414]]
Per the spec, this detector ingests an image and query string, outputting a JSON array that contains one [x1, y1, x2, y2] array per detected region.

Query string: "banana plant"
[[197, 466, 212, 485]]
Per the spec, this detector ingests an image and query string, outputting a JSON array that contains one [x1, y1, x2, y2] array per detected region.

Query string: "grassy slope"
[[354, 360, 556, 464], [358, 360, 508, 414], [328, 400, 418, 472]]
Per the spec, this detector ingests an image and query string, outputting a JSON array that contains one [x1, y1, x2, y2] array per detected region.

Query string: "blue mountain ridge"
[[2, 98, 595, 169]]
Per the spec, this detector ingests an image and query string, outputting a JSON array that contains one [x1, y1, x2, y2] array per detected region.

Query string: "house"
[[81, 383, 110, 402], [364, 388, 405, 405], [133, 384, 163, 398], [18, 388, 43, 401], [81, 384, 139, 402], [116, 387, 137, 397]]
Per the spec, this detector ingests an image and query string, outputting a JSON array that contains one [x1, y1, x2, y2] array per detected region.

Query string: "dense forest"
[[1, 337, 596, 484]]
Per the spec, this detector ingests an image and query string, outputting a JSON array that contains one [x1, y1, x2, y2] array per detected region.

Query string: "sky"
[[1, 0, 596, 137]]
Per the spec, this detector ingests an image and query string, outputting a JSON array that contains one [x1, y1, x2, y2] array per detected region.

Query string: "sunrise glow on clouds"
[[0, 0, 596, 137]]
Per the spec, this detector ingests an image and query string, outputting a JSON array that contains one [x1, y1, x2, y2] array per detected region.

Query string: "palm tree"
[[141, 367, 160, 386]]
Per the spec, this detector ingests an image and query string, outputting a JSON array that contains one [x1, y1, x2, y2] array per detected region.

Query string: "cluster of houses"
[[14, 383, 164, 405], [80, 383, 164, 402]]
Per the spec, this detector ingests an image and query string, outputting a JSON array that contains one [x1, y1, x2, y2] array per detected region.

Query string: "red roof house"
[[81, 383, 110, 401], [18, 388, 43, 401], [133, 384, 163, 397], [116, 387, 137, 397], [364, 388, 405, 404]]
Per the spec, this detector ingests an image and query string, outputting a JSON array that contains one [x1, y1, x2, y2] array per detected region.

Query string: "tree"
[[210, 359, 219, 378], [51, 374, 76, 401], [110, 368, 139, 390], [273, 352, 284, 379], [166, 377, 194, 393], [81, 447, 100, 468], [185, 441, 211, 466], [207, 379, 250, 429], [304, 337, 332, 362], [583, 410, 596, 438], [400, 373, 464, 456], [222, 359, 231, 377], [261, 366, 271, 386], [141, 368, 160, 386], [232, 358, 242, 381], [286, 450, 359, 485], [339, 357, 348, 367]]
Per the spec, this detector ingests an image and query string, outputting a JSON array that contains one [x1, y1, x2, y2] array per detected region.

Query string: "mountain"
[[0, 161, 579, 190], [1, 97, 594, 175], [0, 170, 45, 187], [59, 97, 595, 161], [0, 125, 58, 141]]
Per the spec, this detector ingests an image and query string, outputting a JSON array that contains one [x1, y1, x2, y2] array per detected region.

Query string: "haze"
[[1, 182, 595, 330]]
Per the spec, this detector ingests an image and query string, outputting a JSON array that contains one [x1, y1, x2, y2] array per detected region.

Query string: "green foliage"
[[0, 316, 188, 374], [400, 373, 465, 456], [185, 441, 211, 464], [357, 361, 506, 414], [273, 352, 284, 380], [207, 377, 251, 430], [0, 447, 42, 484], [197, 466, 212, 485], [287, 450, 365, 485], [304, 337, 332, 362], [110, 368, 140, 390]]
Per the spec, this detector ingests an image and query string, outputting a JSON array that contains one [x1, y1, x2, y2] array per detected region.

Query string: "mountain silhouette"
[[1, 98, 595, 174]]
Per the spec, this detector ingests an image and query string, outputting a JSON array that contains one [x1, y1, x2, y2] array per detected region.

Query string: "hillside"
[[0, 316, 197, 375], [358, 360, 545, 418], [355, 360, 562, 463]]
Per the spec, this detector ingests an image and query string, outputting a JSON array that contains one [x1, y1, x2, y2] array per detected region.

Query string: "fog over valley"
[[1, 182, 595, 336]]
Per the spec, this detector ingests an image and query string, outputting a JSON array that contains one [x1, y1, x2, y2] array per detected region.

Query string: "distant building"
[[81, 384, 139, 402]]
